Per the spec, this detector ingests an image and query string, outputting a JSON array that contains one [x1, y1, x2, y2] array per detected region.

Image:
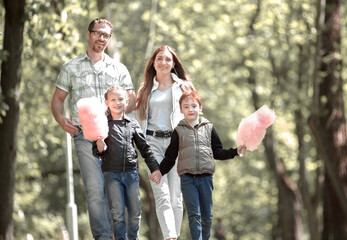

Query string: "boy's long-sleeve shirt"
[[160, 117, 239, 176]]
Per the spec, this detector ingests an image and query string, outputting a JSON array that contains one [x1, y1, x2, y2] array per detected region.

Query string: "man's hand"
[[61, 118, 79, 135], [125, 89, 136, 113], [51, 88, 79, 134]]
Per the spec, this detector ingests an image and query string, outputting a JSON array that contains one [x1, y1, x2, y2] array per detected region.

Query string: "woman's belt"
[[146, 130, 173, 138]]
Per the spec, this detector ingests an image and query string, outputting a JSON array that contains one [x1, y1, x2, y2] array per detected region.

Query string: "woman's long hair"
[[136, 45, 193, 120]]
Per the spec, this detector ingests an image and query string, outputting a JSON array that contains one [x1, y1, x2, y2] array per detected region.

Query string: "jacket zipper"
[[123, 121, 127, 172], [194, 125, 200, 172]]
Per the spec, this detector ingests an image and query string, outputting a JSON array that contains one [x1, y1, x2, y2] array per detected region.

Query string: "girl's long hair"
[[136, 45, 193, 120]]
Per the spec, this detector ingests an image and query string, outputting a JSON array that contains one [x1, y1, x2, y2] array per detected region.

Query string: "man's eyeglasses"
[[89, 30, 111, 40]]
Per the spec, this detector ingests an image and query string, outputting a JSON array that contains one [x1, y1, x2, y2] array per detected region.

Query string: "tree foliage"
[[0, 0, 346, 239]]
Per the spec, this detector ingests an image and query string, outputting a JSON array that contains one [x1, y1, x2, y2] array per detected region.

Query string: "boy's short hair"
[[179, 90, 202, 108]]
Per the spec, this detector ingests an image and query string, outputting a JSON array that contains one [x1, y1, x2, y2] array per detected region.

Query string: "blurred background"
[[1, 0, 346, 239]]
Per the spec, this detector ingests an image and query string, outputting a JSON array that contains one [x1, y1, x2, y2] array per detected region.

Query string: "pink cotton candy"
[[236, 105, 276, 151], [77, 97, 109, 141]]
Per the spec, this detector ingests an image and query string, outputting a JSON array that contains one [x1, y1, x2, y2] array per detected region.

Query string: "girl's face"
[[180, 97, 201, 123], [154, 49, 175, 75], [105, 89, 127, 119]]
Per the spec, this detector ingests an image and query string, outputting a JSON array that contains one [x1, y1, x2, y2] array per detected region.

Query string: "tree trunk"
[[264, 130, 303, 240], [0, 0, 25, 239], [247, 70, 303, 240], [246, 2, 306, 237], [296, 44, 322, 240], [309, 0, 347, 239]]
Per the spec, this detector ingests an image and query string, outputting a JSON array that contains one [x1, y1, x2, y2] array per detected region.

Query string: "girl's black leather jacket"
[[92, 115, 159, 173]]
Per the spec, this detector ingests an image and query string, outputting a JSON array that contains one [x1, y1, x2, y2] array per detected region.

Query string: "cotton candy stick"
[[236, 105, 276, 151], [77, 97, 109, 141]]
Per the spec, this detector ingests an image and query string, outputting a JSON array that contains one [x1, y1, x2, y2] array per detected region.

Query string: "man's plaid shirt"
[[56, 52, 134, 125]]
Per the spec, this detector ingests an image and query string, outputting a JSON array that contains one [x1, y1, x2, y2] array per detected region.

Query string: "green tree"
[[309, 0, 347, 238], [2, 0, 347, 239], [0, 0, 25, 239]]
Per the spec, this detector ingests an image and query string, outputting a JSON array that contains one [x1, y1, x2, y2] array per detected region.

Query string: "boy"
[[150, 90, 246, 240]]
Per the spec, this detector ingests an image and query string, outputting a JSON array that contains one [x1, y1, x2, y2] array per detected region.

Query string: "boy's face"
[[105, 89, 128, 116], [180, 97, 201, 123]]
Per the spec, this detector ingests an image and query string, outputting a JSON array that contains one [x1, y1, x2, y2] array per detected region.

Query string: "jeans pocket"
[[72, 126, 83, 139]]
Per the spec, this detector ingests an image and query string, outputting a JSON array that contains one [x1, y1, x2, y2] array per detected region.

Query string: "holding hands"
[[237, 144, 247, 157], [150, 170, 162, 185]]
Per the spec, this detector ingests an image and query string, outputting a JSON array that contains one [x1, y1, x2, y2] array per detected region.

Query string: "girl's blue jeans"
[[104, 170, 141, 240], [181, 174, 214, 240]]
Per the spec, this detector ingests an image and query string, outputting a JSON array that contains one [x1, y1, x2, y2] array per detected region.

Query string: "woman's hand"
[[149, 170, 162, 185]]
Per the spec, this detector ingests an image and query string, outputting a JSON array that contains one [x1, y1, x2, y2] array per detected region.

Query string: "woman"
[[136, 46, 193, 240]]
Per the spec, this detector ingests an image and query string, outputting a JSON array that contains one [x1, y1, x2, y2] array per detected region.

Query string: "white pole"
[[65, 100, 78, 240]]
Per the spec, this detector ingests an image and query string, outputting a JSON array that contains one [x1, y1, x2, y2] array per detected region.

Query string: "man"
[[51, 18, 136, 240]]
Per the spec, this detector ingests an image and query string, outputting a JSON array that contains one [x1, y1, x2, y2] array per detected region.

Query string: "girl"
[[93, 86, 160, 240]]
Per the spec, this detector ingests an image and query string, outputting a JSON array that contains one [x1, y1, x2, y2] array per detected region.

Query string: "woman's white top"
[[147, 86, 173, 131]]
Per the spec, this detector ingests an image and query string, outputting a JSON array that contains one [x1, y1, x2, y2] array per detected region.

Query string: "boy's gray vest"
[[175, 118, 215, 176]]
